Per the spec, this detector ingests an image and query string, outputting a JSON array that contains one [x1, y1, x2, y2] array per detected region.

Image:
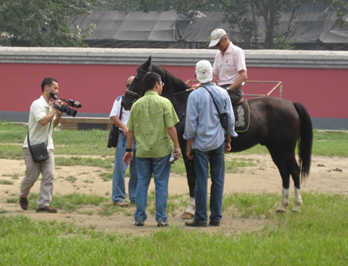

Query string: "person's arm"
[[229, 70, 248, 91], [110, 115, 129, 137], [167, 126, 181, 160], [224, 133, 232, 153], [122, 130, 135, 164], [186, 138, 194, 160], [39, 100, 62, 126], [53, 112, 63, 128]]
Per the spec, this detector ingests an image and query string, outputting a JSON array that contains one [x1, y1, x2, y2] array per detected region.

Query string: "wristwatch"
[[225, 139, 231, 144], [125, 148, 133, 152]]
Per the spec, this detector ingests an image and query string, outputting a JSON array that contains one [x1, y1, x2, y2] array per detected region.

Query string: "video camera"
[[50, 92, 82, 117]]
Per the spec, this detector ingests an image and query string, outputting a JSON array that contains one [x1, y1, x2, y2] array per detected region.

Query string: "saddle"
[[232, 98, 250, 133]]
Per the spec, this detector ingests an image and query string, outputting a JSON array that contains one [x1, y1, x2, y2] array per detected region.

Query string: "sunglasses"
[[215, 37, 226, 47]]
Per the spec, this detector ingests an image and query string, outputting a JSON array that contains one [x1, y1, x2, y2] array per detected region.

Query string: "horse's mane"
[[152, 64, 190, 92]]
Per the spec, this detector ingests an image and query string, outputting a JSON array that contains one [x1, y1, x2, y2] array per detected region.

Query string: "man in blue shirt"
[[184, 60, 237, 227]]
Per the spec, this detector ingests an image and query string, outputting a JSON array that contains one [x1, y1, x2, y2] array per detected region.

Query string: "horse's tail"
[[293, 102, 313, 180]]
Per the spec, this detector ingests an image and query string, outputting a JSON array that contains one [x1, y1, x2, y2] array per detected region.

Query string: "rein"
[[165, 88, 193, 97], [125, 87, 193, 99]]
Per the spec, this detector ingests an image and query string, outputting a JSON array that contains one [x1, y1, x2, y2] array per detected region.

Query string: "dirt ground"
[[0, 154, 347, 236]]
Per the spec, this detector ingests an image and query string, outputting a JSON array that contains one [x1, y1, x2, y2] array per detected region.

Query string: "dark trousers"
[[219, 85, 243, 104]]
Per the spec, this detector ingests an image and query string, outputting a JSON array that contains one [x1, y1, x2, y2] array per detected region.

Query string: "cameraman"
[[109, 76, 138, 207], [19, 77, 63, 213]]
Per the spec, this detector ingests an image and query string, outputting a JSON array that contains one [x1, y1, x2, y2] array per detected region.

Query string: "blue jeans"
[[112, 131, 138, 203], [194, 143, 225, 222], [134, 154, 171, 223]]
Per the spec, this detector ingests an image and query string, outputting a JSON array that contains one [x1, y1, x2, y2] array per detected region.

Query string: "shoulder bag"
[[107, 104, 123, 148], [27, 121, 51, 163]]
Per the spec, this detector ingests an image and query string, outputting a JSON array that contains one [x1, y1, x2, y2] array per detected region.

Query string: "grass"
[[0, 179, 13, 185], [1, 121, 348, 264], [1, 193, 347, 265], [1, 121, 347, 168]]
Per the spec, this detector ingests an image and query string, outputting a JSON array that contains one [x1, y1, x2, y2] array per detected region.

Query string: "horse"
[[122, 56, 313, 217]]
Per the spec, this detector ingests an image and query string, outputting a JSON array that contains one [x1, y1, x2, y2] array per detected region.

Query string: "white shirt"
[[23, 96, 55, 150], [109, 95, 130, 130]]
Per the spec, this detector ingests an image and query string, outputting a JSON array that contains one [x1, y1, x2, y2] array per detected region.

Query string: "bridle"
[[125, 89, 140, 97], [124, 68, 149, 99], [124, 68, 194, 102]]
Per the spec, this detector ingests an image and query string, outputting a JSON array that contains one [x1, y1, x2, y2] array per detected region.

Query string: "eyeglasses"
[[126, 84, 131, 88], [162, 82, 165, 87], [158, 81, 165, 87]]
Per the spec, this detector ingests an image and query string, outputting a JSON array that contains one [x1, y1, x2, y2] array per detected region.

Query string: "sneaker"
[[157, 221, 169, 227], [135, 220, 144, 226], [209, 221, 220, 226], [19, 197, 29, 210], [114, 201, 128, 207], [130, 200, 136, 205], [185, 220, 207, 227], [36, 206, 58, 213]]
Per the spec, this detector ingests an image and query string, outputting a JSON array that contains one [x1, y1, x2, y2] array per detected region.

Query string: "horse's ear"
[[145, 56, 152, 72]]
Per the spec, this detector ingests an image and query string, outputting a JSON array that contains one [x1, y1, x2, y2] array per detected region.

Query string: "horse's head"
[[122, 56, 153, 110]]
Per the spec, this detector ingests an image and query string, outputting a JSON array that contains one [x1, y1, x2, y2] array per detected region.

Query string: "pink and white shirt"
[[213, 42, 247, 86]]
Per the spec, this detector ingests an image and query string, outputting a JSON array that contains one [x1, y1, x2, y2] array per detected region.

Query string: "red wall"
[[1, 63, 347, 118]]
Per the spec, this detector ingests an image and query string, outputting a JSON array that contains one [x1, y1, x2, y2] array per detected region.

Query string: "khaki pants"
[[19, 148, 55, 209]]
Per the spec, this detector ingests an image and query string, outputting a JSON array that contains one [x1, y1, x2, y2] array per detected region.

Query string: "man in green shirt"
[[123, 72, 181, 227]]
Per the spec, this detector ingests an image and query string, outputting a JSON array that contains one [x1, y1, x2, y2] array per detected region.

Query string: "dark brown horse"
[[122, 56, 313, 217]]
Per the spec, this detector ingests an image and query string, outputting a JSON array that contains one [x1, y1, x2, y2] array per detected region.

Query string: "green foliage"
[[317, 0, 348, 25], [0, 0, 101, 47]]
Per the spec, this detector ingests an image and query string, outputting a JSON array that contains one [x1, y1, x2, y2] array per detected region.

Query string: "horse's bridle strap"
[[125, 89, 140, 97]]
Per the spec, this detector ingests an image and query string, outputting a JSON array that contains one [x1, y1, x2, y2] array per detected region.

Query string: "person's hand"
[[122, 127, 129, 137], [122, 152, 133, 165], [173, 147, 181, 160], [52, 100, 63, 112], [191, 83, 201, 90], [224, 143, 231, 153], [187, 149, 194, 160]]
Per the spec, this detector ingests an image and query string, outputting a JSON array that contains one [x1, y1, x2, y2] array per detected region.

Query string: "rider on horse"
[[193, 28, 248, 105]]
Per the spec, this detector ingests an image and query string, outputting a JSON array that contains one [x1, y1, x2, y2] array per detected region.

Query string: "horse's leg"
[[181, 155, 196, 219], [180, 141, 196, 219], [267, 146, 291, 213], [283, 153, 302, 212]]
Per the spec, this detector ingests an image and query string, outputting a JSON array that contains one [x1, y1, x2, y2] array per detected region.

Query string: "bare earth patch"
[[0, 154, 347, 236]]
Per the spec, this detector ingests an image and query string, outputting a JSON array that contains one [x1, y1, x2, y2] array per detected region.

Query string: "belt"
[[219, 84, 231, 90]]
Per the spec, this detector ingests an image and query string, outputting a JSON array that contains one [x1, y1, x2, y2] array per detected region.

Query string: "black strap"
[[119, 103, 123, 120], [117, 102, 123, 131], [201, 86, 222, 116]]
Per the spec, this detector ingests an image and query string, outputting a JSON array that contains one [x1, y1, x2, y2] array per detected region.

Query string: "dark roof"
[[69, 9, 348, 49]]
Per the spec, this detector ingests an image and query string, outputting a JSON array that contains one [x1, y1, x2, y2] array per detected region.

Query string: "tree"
[[0, 0, 102, 47], [214, 0, 308, 49]]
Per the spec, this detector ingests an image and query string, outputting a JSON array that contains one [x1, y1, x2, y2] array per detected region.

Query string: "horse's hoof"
[[181, 212, 194, 219], [292, 206, 301, 213], [276, 208, 287, 213]]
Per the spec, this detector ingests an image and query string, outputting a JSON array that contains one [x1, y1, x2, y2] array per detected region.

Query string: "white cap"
[[209, 28, 227, 47], [195, 60, 213, 84]]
